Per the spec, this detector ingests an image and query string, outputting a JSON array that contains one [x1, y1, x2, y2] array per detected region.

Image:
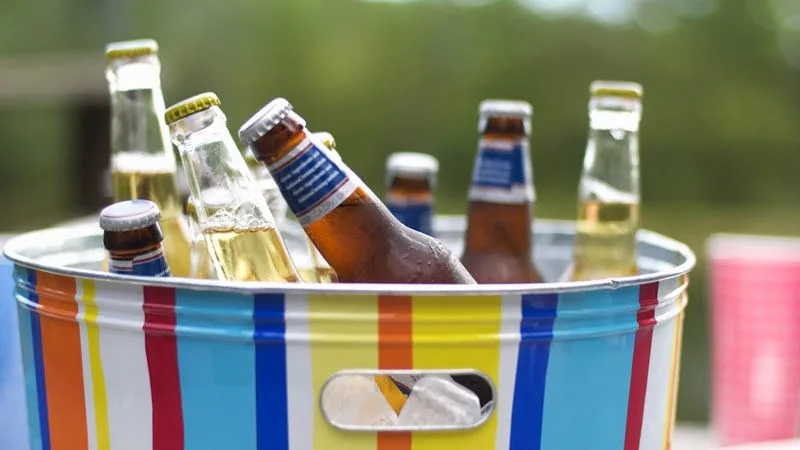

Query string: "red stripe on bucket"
[[36, 271, 88, 450], [143, 286, 184, 450], [377, 295, 412, 450], [624, 282, 660, 450]]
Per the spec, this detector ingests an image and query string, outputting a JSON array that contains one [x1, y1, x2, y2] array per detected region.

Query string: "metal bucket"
[[3, 216, 694, 450]]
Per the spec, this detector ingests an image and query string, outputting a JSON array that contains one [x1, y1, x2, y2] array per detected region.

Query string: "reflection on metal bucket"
[[3, 216, 694, 450]]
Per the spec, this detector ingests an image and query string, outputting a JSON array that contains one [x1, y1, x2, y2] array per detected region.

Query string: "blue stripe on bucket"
[[25, 269, 50, 450], [540, 287, 640, 450], [16, 268, 42, 450], [509, 293, 558, 450], [176, 289, 256, 449], [253, 293, 288, 450]]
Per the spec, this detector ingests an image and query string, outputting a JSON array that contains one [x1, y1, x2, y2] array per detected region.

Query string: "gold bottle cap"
[[105, 39, 159, 60], [313, 131, 336, 151], [165, 92, 222, 125], [590, 81, 643, 99]]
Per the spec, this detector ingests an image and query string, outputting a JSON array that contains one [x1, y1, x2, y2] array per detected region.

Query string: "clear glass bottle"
[[105, 39, 192, 277], [165, 92, 301, 282], [568, 80, 643, 281]]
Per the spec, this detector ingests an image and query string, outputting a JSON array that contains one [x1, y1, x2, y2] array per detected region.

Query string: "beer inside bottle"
[[239, 98, 475, 284], [186, 192, 218, 280], [385, 152, 438, 237], [165, 92, 300, 283], [100, 199, 171, 277], [105, 39, 192, 277], [461, 99, 543, 283], [569, 81, 642, 281]]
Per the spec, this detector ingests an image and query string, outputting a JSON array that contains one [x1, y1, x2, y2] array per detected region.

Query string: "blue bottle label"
[[386, 195, 434, 237], [468, 137, 535, 204], [268, 137, 358, 226], [109, 246, 171, 277]]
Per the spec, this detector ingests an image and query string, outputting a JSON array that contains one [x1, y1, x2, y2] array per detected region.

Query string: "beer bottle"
[[105, 39, 192, 277], [186, 191, 221, 280], [100, 199, 171, 277], [239, 98, 475, 284], [460, 99, 543, 283], [568, 81, 642, 281], [385, 152, 438, 237], [165, 92, 301, 282]]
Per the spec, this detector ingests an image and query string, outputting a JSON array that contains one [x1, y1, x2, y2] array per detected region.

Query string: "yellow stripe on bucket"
[[410, 295, 502, 450], [309, 294, 379, 450]]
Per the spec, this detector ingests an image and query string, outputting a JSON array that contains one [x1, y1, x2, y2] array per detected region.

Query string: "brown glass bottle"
[[461, 100, 543, 283], [385, 152, 438, 237], [239, 98, 475, 284], [100, 199, 171, 277]]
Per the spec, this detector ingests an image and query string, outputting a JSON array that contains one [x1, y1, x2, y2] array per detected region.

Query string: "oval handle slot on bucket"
[[320, 369, 496, 432]]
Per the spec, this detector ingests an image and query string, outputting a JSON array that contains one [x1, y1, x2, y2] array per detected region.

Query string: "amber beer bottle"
[[239, 98, 475, 284], [461, 100, 543, 283], [568, 81, 642, 281], [165, 93, 301, 282], [105, 39, 192, 277], [385, 152, 438, 237], [100, 199, 171, 277]]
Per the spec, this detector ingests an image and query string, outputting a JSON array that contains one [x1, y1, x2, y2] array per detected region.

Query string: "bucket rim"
[[3, 216, 696, 295]]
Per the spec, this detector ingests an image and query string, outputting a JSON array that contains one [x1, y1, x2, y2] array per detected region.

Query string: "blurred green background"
[[0, 0, 798, 425]]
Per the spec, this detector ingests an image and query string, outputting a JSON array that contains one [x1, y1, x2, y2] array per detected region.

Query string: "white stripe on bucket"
[[494, 294, 522, 450], [75, 279, 98, 450], [94, 280, 153, 450], [285, 293, 313, 450]]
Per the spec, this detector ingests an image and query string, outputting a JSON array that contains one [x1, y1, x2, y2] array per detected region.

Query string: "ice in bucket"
[[397, 375, 482, 427], [322, 374, 398, 426]]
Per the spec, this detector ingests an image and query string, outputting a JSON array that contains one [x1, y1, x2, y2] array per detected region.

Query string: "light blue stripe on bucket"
[[16, 283, 41, 450], [176, 289, 256, 449], [0, 248, 30, 450], [540, 287, 640, 450]]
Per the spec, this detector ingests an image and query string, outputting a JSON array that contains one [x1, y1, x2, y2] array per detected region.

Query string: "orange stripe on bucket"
[[378, 295, 412, 450], [36, 271, 88, 449]]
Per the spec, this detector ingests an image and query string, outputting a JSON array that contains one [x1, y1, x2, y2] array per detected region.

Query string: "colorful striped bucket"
[[2, 216, 694, 450]]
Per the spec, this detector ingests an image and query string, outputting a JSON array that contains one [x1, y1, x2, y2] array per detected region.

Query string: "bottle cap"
[[105, 39, 159, 60], [239, 98, 306, 146], [479, 99, 533, 118], [99, 199, 161, 232], [165, 92, 222, 125], [590, 81, 643, 99], [386, 152, 439, 187], [313, 131, 337, 151]]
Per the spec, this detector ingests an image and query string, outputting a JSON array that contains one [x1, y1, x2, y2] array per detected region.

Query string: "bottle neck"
[[171, 108, 275, 230], [468, 133, 535, 206], [465, 132, 534, 253], [579, 109, 641, 206], [385, 177, 435, 236], [252, 126, 367, 227], [107, 58, 174, 166]]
